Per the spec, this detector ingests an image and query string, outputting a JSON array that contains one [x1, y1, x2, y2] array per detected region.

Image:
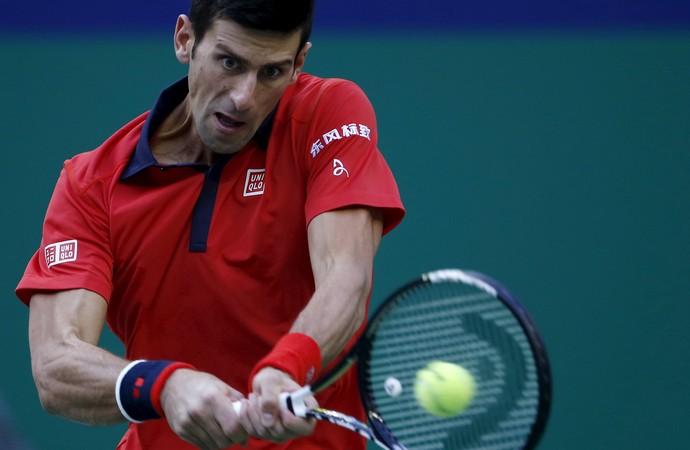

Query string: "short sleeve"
[[15, 162, 114, 305], [303, 80, 405, 234]]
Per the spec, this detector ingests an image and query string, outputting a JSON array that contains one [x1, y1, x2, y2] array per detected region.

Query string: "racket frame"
[[357, 269, 552, 450], [278, 269, 552, 450]]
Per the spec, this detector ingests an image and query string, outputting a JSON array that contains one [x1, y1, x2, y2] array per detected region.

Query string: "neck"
[[151, 97, 210, 165]]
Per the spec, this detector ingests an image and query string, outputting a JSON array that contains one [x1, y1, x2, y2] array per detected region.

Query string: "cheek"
[[186, 65, 200, 96], [187, 68, 217, 104], [259, 85, 289, 107], [188, 58, 215, 91]]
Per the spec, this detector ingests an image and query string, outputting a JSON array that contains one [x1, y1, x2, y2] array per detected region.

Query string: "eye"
[[261, 66, 283, 80], [221, 57, 240, 71]]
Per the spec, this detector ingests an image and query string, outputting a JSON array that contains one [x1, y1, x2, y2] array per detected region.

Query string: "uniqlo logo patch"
[[45, 240, 78, 268], [243, 168, 266, 197]]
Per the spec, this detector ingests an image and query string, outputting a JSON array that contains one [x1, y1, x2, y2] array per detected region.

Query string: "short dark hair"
[[189, 0, 315, 51]]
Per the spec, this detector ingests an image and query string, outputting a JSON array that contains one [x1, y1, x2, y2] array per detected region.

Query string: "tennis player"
[[16, 1, 404, 449]]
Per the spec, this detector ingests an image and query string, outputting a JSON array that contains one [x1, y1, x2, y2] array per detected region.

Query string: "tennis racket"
[[237, 269, 552, 449]]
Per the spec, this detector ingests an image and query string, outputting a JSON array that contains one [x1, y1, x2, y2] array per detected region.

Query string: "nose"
[[230, 73, 257, 112]]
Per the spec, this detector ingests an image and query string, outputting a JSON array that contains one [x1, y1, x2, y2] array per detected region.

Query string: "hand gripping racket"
[[238, 269, 552, 450]]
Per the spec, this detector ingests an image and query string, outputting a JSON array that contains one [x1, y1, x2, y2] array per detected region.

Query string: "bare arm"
[[29, 289, 249, 449], [294, 206, 383, 363], [28, 289, 126, 425], [249, 207, 383, 440]]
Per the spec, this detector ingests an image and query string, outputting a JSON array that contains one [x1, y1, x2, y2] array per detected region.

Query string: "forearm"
[[248, 260, 370, 441], [293, 206, 383, 366], [290, 259, 371, 365], [29, 290, 127, 425], [32, 338, 127, 425], [32, 324, 250, 449], [245, 208, 384, 441]]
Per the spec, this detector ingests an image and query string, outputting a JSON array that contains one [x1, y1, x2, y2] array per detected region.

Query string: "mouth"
[[214, 112, 247, 130]]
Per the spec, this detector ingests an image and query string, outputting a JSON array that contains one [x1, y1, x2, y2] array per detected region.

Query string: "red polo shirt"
[[17, 74, 404, 449]]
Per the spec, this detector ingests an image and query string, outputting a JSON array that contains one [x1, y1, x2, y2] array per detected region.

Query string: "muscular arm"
[[249, 207, 383, 441], [294, 206, 383, 364], [29, 290, 249, 449], [28, 289, 126, 425]]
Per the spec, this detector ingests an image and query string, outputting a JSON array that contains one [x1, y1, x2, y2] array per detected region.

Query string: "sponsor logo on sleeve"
[[310, 122, 372, 158], [333, 159, 350, 177], [44, 239, 78, 268]]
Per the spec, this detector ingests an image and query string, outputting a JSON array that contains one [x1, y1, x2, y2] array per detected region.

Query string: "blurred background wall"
[[1, 1, 689, 448]]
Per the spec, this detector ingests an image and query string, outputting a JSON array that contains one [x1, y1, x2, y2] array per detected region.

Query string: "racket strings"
[[364, 282, 540, 450]]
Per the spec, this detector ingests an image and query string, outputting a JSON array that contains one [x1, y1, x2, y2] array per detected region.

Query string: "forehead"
[[201, 18, 302, 62]]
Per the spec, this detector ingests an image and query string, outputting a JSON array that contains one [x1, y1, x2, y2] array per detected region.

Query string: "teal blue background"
[[1, 29, 689, 449]]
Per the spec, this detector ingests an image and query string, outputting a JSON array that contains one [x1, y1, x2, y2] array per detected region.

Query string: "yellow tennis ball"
[[414, 361, 476, 417]]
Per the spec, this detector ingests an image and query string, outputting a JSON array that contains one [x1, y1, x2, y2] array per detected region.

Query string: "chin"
[[213, 139, 251, 156], [200, 131, 249, 157]]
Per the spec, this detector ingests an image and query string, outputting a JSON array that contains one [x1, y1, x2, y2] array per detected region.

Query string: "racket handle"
[[231, 395, 296, 415], [280, 386, 312, 417], [279, 392, 292, 412], [231, 386, 311, 417], [230, 396, 291, 416]]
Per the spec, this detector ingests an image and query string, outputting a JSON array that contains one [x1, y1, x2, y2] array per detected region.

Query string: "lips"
[[215, 112, 246, 129]]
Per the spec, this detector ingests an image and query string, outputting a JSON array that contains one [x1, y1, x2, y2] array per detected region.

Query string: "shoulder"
[[280, 73, 373, 120], [295, 73, 365, 96], [63, 112, 148, 190]]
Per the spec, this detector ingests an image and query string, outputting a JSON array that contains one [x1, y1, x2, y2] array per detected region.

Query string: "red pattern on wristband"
[[249, 333, 322, 389]]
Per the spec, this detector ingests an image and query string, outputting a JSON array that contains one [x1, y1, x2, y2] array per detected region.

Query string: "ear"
[[174, 15, 194, 64], [291, 42, 312, 83]]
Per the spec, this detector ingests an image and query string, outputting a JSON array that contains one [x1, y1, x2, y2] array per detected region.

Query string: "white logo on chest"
[[243, 169, 266, 197]]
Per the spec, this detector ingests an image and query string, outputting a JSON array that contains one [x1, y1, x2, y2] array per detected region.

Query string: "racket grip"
[[280, 386, 312, 417], [231, 387, 310, 417], [279, 392, 292, 412], [232, 395, 295, 414]]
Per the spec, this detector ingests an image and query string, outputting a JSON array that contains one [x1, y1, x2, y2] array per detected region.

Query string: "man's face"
[[175, 16, 309, 155]]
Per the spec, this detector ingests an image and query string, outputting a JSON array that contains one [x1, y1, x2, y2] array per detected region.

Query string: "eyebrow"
[[216, 43, 294, 68]]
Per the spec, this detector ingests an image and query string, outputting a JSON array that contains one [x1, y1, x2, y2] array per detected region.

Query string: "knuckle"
[[171, 409, 202, 433], [187, 405, 207, 422]]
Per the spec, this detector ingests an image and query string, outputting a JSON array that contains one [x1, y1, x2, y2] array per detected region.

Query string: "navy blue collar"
[[121, 77, 274, 179]]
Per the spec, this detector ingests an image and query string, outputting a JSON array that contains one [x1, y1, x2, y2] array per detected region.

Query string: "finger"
[[241, 393, 268, 438], [174, 423, 216, 450], [264, 414, 289, 441], [187, 407, 236, 450], [238, 394, 265, 438], [191, 421, 232, 450], [168, 409, 216, 450], [279, 409, 316, 438], [211, 398, 249, 448], [258, 391, 281, 428], [245, 392, 293, 443], [237, 398, 256, 437], [279, 394, 317, 438]]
